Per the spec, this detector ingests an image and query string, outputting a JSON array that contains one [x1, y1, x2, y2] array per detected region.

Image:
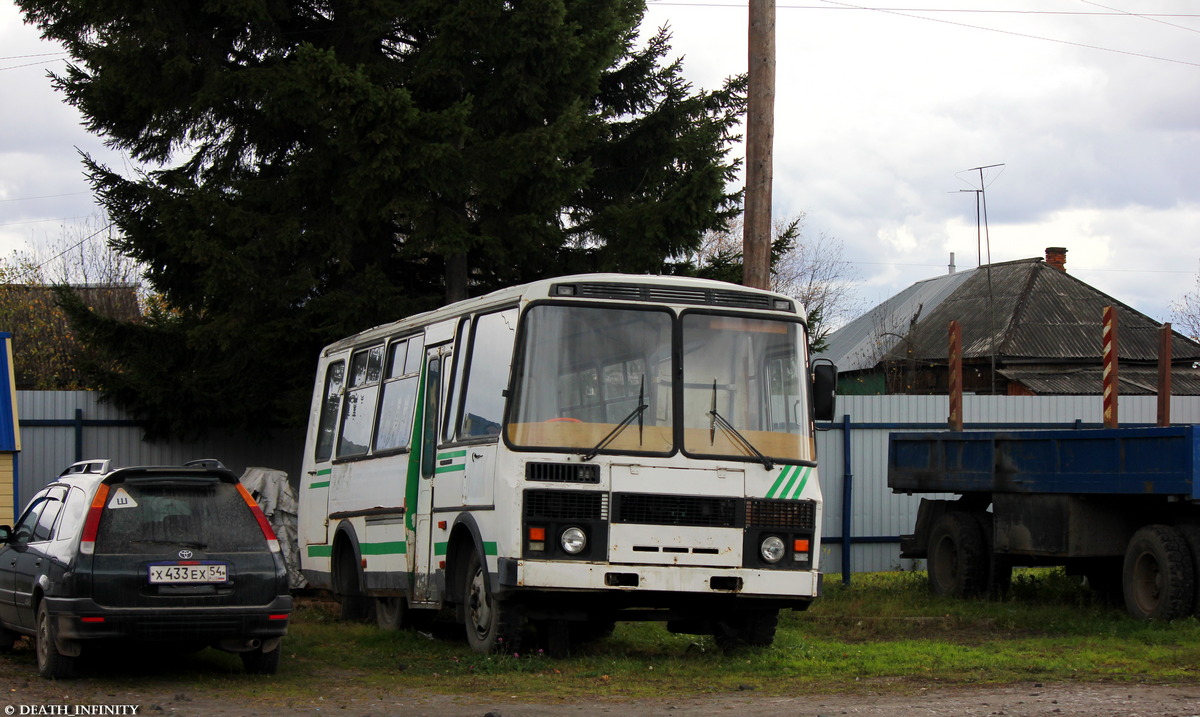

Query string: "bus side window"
[[457, 308, 517, 440], [442, 318, 469, 441], [421, 356, 442, 478], [338, 345, 384, 457], [374, 337, 421, 453], [314, 361, 345, 462]]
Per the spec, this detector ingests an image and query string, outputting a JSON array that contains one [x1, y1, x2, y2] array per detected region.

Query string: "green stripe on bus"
[[768, 467, 796, 501], [766, 467, 792, 499], [438, 450, 467, 459], [434, 542, 447, 556], [360, 541, 407, 556], [405, 364, 427, 534], [483, 541, 498, 556], [307, 545, 333, 558], [790, 467, 812, 499], [308, 481, 330, 489], [316, 468, 332, 476], [435, 463, 465, 474]]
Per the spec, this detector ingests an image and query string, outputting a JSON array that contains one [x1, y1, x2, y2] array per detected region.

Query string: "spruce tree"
[[19, 0, 745, 436]]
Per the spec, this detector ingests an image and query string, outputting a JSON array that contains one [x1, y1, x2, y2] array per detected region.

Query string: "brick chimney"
[[1045, 247, 1067, 272]]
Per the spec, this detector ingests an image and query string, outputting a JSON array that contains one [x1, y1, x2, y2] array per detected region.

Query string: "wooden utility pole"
[[743, 0, 775, 290]]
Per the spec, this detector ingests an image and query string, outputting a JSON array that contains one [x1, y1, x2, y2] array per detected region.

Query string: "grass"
[[6, 568, 1200, 701]]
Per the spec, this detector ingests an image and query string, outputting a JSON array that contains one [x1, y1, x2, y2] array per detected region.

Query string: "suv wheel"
[[0, 625, 18, 653], [36, 603, 77, 680], [240, 645, 281, 675]]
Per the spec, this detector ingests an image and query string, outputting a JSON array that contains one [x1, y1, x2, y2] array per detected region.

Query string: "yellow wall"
[[0, 452, 12, 523]]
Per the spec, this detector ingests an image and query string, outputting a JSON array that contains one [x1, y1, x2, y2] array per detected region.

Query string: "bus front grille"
[[746, 498, 816, 530], [524, 489, 608, 521], [612, 493, 740, 528], [525, 462, 601, 484]]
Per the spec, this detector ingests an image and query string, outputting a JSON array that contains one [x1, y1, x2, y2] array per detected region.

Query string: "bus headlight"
[[561, 527, 587, 555], [760, 535, 786, 563]]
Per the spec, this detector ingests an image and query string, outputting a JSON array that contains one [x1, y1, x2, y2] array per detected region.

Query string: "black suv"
[[0, 459, 292, 678]]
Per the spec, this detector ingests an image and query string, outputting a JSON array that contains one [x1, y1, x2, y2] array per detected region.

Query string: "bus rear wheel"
[[463, 550, 524, 654], [334, 541, 374, 623], [376, 597, 406, 631]]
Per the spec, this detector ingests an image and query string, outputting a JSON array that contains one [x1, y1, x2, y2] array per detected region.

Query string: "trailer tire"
[[971, 510, 1012, 599], [927, 511, 988, 598], [1172, 523, 1200, 616], [1123, 524, 1194, 622]]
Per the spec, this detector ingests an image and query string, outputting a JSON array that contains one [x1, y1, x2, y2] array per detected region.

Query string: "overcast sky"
[[3, 1, 1200, 326]]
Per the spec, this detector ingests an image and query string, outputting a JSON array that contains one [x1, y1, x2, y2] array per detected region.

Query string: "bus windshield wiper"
[[707, 379, 774, 470], [581, 377, 647, 461]]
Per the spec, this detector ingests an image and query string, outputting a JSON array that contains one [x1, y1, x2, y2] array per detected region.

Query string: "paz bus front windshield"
[[506, 303, 815, 463]]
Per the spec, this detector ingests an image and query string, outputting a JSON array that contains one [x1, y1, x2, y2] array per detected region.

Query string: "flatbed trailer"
[[888, 425, 1200, 620]]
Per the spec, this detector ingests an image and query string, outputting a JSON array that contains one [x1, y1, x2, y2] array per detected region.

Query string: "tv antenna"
[[958, 163, 1005, 394]]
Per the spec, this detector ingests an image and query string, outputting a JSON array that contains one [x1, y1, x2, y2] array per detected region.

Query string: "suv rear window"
[[94, 478, 267, 554]]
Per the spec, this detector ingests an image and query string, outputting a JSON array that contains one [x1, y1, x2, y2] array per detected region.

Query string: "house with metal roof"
[[821, 247, 1200, 396]]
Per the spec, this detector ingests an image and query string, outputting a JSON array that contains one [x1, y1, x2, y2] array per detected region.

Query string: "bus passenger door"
[[410, 344, 448, 605]]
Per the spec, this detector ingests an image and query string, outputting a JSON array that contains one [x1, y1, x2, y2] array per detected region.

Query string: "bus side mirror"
[[811, 361, 837, 422], [0, 525, 10, 545]]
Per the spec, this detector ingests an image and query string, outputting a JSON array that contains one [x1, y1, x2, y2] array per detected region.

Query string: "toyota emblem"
[[178, 549, 194, 559]]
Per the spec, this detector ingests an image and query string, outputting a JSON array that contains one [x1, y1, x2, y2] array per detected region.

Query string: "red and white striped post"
[[1102, 305, 1119, 429], [948, 320, 963, 431]]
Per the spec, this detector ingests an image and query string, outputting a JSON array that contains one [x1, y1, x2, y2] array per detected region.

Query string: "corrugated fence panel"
[[816, 394, 1200, 579], [13, 391, 305, 521], [13, 391, 1200, 571]]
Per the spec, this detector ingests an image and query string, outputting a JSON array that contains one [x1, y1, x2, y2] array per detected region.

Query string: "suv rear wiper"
[[707, 379, 774, 470], [581, 377, 648, 462]]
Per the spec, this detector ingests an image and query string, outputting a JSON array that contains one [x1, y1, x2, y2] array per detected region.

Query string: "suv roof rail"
[[183, 458, 230, 471], [60, 459, 111, 476]]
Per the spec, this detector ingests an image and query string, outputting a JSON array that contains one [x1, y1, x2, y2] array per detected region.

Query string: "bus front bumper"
[[500, 558, 821, 601]]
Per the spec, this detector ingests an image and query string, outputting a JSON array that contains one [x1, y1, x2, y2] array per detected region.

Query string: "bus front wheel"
[[713, 608, 778, 651], [463, 550, 524, 654]]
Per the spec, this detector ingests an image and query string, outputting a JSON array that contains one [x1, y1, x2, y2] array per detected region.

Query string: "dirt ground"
[[3, 658, 1200, 717]]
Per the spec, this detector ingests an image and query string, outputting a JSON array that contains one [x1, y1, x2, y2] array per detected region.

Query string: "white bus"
[[298, 273, 836, 654]]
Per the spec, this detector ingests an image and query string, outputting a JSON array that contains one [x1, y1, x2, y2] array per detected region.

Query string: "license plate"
[[148, 563, 228, 584]]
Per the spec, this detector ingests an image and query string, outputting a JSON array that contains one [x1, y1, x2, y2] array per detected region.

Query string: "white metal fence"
[[14, 391, 1200, 580], [12, 390, 305, 523]]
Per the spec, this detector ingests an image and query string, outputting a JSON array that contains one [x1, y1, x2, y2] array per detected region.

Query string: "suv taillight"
[[237, 483, 281, 553], [79, 484, 111, 555]]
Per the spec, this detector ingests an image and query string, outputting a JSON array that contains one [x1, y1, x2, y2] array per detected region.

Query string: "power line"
[[0, 52, 68, 60], [845, 260, 1197, 275], [1078, 0, 1200, 35], [6, 221, 117, 285], [814, 0, 1200, 68], [0, 57, 67, 72], [647, 2, 1200, 17], [0, 215, 93, 229], [0, 191, 91, 204], [646, 1, 1200, 68]]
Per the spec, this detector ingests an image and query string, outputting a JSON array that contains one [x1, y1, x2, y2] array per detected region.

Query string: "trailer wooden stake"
[[948, 320, 963, 431], [1102, 305, 1119, 429], [1158, 322, 1172, 427]]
